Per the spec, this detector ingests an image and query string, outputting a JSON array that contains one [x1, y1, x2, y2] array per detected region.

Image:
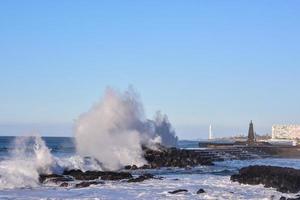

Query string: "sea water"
[[0, 136, 299, 200]]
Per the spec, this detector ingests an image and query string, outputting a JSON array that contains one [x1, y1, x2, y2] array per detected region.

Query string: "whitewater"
[[0, 136, 298, 199]]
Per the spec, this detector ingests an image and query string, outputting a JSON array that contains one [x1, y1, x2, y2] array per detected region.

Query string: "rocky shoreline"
[[130, 146, 213, 169], [39, 169, 207, 197], [231, 165, 300, 193], [39, 146, 213, 188], [40, 170, 158, 188], [38, 146, 300, 199]]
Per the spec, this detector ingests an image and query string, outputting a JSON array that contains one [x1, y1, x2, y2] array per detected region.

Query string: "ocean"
[[0, 137, 196, 155], [0, 136, 299, 200]]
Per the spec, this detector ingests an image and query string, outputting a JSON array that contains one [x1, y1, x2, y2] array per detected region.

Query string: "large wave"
[[0, 136, 54, 188], [74, 87, 178, 170], [0, 135, 104, 189]]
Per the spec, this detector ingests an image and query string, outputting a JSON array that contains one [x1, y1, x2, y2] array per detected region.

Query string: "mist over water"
[[74, 87, 178, 170], [151, 111, 178, 147]]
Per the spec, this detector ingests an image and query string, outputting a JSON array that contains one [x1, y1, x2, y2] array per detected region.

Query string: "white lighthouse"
[[209, 125, 213, 140]]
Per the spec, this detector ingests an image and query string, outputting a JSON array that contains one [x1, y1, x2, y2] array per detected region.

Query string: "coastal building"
[[272, 125, 300, 140], [267, 139, 297, 146]]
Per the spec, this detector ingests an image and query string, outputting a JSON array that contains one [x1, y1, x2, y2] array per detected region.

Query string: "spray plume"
[[74, 87, 178, 170]]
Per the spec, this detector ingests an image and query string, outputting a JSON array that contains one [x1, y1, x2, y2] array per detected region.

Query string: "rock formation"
[[231, 165, 300, 193]]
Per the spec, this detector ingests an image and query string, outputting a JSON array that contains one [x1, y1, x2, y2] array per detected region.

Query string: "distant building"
[[272, 125, 300, 140], [208, 125, 213, 140], [247, 120, 256, 145], [267, 139, 297, 146]]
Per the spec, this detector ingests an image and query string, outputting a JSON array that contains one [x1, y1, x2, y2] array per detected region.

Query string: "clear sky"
[[0, 1, 300, 139]]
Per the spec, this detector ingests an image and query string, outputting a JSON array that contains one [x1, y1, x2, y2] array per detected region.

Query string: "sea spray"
[[152, 111, 178, 147], [74, 87, 178, 170], [0, 136, 54, 188], [0, 135, 108, 189], [74, 87, 147, 170]]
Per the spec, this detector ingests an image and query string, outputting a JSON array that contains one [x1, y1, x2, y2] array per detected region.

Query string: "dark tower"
[[247, 120, 255, 145]]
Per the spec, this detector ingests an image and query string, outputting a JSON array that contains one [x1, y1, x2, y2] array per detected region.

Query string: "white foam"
[[0, 173, 298, 200], [55, 155, 103, 172], [1, 155, 300, 198], [0, 136, 54, 189]]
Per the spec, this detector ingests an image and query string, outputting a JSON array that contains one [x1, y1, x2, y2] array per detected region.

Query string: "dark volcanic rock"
[[75, 181, 104, 188], [100, 171, 133, 180], [124, 165, 138, 170], [197, 188, 205, 194], [231, 165, 300, 193], [143, 146, 213, 169], [127, 173, 154, 183], [59, 182, 69, 187], [131, 165, 138, 170], [140, 164, 151, 169], [289, 197, 300, 200], [63, 170, 98, 180], [280, 197, 300, 200], [124, 165, 131, 170], [124, 146, 213, 170], [39, 174, 63, 183], [168, 189, 188, 194], [39, 174, 73, 184], [63, 169, 132, 181]]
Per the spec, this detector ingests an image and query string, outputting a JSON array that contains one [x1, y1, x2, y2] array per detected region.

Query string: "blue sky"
[[0, 1, 300, 139]]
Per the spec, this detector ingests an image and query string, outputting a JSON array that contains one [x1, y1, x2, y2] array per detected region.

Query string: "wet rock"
[[63, 170, 99, 180], [100, 171, 133, 181], [63, 169, 132, 181], [143, 146, 213, 169], [131, 165, 138, 170], [39, 174, 73, 184], [75, 181, 104, 188], [168, 189, 188, 194], [59, 182, 69, 187], [124, 165, 131, 170], [231, 165, 300, 193], [140, 164, 151, 169], [124, 165, 138, 170], [279, 197, 300, 200], [287, 197, 300, 200], [197, 188, 205, 194], [127, 173, 154, 183]]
